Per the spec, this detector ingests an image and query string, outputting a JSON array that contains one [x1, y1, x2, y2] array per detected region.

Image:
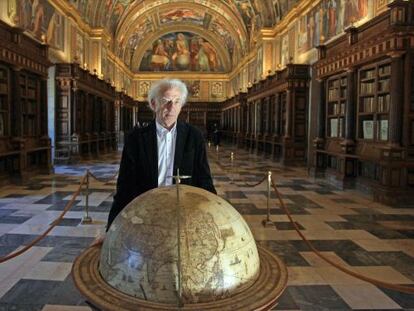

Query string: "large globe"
[[99, 185, 260, 304]]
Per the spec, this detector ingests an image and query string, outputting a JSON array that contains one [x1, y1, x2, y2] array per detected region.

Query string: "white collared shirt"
[[156, 121, 177, 186]]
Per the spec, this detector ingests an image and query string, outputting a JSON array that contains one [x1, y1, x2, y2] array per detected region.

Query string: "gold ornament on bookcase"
[[319, 34, 325, 45]]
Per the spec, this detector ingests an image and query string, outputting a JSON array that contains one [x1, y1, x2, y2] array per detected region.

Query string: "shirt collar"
[[156, 120, 177, 137]]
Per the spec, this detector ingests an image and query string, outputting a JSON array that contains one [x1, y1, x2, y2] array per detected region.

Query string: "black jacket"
[[107, 120, 216, 229]]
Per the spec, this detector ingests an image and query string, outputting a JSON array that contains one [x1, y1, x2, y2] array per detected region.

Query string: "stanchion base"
[[82, 216, 93, 224], [262, 219, 274, 227]]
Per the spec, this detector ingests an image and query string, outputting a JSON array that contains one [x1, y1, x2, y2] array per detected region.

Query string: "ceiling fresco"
[[65, 0, 301, 72], [139, 32, 224, 72]]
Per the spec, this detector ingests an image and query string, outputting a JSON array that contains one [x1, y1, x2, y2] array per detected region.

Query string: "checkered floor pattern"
[[0, 145, 413, 310]]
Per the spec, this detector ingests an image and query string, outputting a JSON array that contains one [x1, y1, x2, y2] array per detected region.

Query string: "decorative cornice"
[[134, 72, 228, 80]]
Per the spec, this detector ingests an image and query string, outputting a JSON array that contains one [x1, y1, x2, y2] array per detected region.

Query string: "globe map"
[[99, 185, 260, 305]]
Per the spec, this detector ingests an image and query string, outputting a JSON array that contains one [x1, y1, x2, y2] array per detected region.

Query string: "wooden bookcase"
[[0, 65, 9, 137], [20, 73, 39, 137], [224, 64, 310, 164], [357, 62, 391, 141], [0, 20, 52, 183], [115, 92, 138, 145], [326, 74, 346, 139], [55, 63, 117, 163], [222, 93, 246, 146], [312, 0, 414, 206]]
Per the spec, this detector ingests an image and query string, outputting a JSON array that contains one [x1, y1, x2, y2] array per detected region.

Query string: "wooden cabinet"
[[0, 21, 52, 184], [311, 0, 414, 206], [55, 63, 117, 163]]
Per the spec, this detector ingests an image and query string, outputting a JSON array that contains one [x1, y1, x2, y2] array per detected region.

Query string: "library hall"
[[0, 0, 414, 310]]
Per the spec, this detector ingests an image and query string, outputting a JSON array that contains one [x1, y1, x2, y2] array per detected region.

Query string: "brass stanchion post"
[[216, 144, 219, 161], [230, 152, 234, 184], [81, 170, 92, 224], [208, 141, 211, 148], [262, 171, 274, 227]]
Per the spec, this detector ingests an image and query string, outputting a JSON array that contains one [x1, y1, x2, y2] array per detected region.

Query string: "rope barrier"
[[0, 173, 88, 264], [3, 148, 413, 295], [87, 170, 118, 183], [269, 177, 414, 295], [236, 175, 268, 187], [216, 149, 414, 293]]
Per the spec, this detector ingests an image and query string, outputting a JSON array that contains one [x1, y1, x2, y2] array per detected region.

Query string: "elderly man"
[[106, 78, 216, 229]]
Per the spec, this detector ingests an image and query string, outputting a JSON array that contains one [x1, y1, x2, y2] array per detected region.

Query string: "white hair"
[[148, 78, 188, 111]]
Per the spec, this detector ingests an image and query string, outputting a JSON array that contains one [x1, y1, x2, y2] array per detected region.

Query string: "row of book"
[[361, 69, 376, 80], [329, 102, 346, 115], [360, 82, 375, 94], [378, 79, 390, 92], [19, 87, 37, 99], [0, 83, 7, 94], [329, 117, 344, 138], [360, 97, 375, 112], [0, 69, 6, 80], [378, 95, 390, 112], [23, 101, 37, 114], [360, 95, 390, 113], [379, 65, 391, 76], [361, 119, 388, 140], [22, 118, 37, 136]]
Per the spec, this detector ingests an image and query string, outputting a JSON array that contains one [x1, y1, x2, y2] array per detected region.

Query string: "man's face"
[[153, 87, 183, 130]]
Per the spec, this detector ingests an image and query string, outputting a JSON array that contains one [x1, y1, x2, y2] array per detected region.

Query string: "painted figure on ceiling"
[[328, 0, 337, 38], [321, 0, 330, 42], [151, 39, 170, 71], [139, 33, 222, 72], [190, 37, 200, 71], [344, 0, 359, 26], [172, 33, 190, 70], [32, 0, 45, 38], [358, 0, 369, 19], [19, 0, 33, 29], [307, 12, 315, 50], [272, 0, 282, 23], [164, 39, 175, 62], [198, 38, 218, 72], [336, 0, 345, 34]]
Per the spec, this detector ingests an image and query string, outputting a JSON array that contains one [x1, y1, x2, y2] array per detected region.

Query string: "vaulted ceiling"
[[68, 0, 299, 73]]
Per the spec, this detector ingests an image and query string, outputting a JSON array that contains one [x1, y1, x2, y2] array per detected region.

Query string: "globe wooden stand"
[[72, 245, 288, 311]]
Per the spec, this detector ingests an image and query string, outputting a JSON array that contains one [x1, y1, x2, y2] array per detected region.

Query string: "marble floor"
[[0, 144, 414, 310]]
